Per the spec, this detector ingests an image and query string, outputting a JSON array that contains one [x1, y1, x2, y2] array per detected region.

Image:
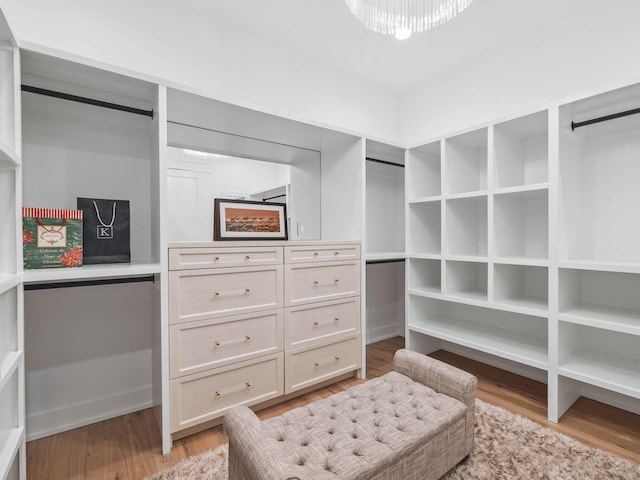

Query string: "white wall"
[[400, 0, 640, 146], [0, 0, 400, 144]]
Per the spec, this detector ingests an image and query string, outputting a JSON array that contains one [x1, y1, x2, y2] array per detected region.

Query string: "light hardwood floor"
[[26, 337, 640, 479]]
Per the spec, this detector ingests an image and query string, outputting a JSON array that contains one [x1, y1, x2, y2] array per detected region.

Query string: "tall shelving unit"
[[364, 141, 405, 344], [407, 85, 640, 423], [554, 82, 640, 420], [0, 9, 24, 480], [19, 50, 166, 444]]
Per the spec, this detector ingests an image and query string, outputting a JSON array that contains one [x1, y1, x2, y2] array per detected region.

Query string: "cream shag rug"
[[148, 400, 640, 480]]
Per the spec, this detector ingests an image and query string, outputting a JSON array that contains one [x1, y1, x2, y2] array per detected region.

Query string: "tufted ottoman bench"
[[224, 349, 477, 480]]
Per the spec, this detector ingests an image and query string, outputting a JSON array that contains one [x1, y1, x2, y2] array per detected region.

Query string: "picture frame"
[[214, 198, 288, 241]]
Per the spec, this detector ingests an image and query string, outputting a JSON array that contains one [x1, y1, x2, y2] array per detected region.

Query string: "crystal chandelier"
[[344, 0, 475, 40]]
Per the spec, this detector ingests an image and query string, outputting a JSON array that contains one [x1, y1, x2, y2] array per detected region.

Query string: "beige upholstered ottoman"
[[224, 349, 477, 480]]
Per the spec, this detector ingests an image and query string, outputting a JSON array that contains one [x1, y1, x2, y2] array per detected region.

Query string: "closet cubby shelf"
[[446, 196, 488, 257], [559, 268, 640, 336], [494, 188, 549, 260], [408, 318, 547, 370], [494, 263, 548, 314], [445, 128, 488, 195], [445, 190, 489, 201], [22, 262, 162, 284], [494, 110, 549, 189], [493, 182, 549, 196], [406, 142, 440, 199], [408, 201, 441, 255], [559, 310, 640, 336], [492, 257, 549, 267], [558, 260, 640, 274], [408, 195, 442, 204], [445, 260, 487, 302], [559, 350, 640, 400]]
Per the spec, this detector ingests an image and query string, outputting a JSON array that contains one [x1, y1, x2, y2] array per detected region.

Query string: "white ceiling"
[[193, 0, 588, 94]]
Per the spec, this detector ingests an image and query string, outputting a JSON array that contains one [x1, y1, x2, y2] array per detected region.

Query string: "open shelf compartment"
[[446, 196, 487, 257], [559, 268, 640, 335], [494, 110, 548, 188], [494, 188, 548, 260], [445, 128, 488, 195], [407, 141, 440, 199], [559, 83, 640, 264], [558, 322, 640, 399], [366, 157, 404, 256], [407, 201, 441, 255], [407, 258, 441, 295], [445, 260, 487, 302], [407, 296, 548, 370], [494, 263, 548, 313]]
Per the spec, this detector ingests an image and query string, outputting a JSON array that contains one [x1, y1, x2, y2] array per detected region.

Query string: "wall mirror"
[[166, 123, 321, 242]]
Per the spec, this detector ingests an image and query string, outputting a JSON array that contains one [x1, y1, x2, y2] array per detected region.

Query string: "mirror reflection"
[[166, 144, 321, 242]]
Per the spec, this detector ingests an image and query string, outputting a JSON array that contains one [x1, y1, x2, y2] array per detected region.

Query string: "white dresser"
[[168, 241, 361, 437]]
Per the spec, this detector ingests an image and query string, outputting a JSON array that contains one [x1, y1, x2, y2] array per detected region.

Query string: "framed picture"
[[214, 198, 288, 241]]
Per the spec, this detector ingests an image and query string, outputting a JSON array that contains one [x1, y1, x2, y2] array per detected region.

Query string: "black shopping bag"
[[77, 197, 130, 264]]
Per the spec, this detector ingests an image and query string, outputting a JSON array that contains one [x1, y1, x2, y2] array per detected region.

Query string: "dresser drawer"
[[285, 297, 360, 349], [169, 265, 283, 324], [285, 261, 360, 307], [170, 353, 283, 432], [170, 309, 283, 378], [169, 246, 283, 270], [285, 244, 360, 264], [285, 335, 361, 394]]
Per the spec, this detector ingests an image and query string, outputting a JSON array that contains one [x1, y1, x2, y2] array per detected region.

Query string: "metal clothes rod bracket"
[[366, 157, 405, 168], [366, 258, 406, 265], [24, 275, 155, 291], [21, 85, 154, 119], [571, 106, 640, 130]]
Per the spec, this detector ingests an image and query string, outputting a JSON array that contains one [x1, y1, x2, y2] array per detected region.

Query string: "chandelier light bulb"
[[395, 27, 412, 40], [345, 0, 474, 39]]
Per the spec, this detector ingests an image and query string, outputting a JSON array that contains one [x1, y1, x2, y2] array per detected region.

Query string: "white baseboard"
[[366, 324, 403, 345], [26, 385, 153, 441]]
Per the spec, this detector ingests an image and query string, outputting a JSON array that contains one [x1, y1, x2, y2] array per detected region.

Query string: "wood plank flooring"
[[26, 337, 640, 479]]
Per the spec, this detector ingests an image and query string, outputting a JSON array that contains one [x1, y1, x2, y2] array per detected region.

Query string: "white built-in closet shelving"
[[364, 141, 405, 344], [0, 9, 25, 480], [0, 20, 368, 460], [17, 46, 166, 462], [407, 82, 640, 422]]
